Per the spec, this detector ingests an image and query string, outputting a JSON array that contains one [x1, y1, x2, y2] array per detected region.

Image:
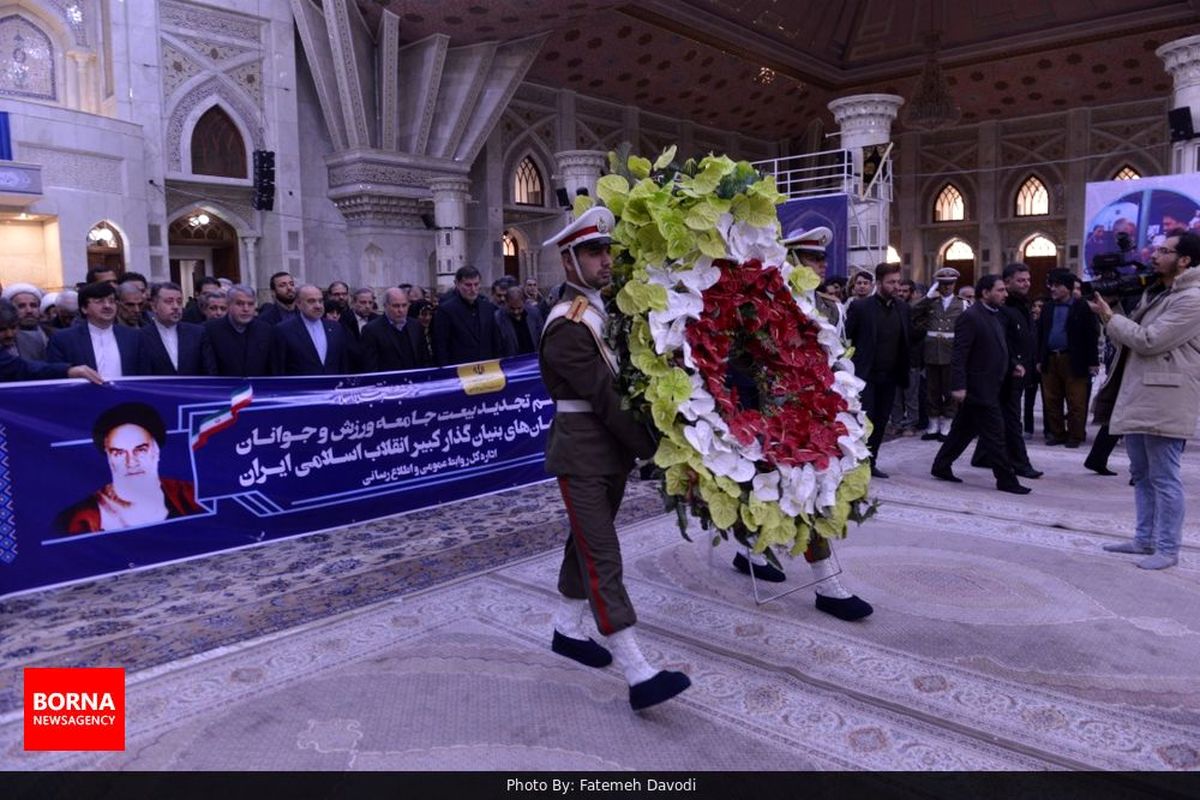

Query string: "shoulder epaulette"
[[566, 296, 589, 322]]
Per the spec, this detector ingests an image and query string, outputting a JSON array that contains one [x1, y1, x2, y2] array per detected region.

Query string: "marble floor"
[[2, 434, 1198, 772]]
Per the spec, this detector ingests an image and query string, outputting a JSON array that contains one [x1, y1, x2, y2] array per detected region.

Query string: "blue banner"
[[0, 112, 10, 161], [0, 356, 553, 597], [777, 194, 849, 278]]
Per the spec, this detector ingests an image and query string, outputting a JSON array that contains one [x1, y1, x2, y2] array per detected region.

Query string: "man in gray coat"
[[1090, 230, 1200, 570]]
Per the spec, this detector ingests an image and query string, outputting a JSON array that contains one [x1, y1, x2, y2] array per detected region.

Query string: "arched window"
[[513, 156, 544, 206], [190, 106, 247, 178], [1023, 235, 1057, 258], [501, 232, 517, 256], [1113, 165, 1141, 181], [933, 184, 965, 222], [886, 245, 901, 264], [1015, 175, 1049, 216], [944, 240, 975, 261]]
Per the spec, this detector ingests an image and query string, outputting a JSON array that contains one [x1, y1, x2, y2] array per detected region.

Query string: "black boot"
[[733, 552, 786, 582], [815, 594, 874, 621], [551, 631, 613, 668], [629, 670, 692, 711]]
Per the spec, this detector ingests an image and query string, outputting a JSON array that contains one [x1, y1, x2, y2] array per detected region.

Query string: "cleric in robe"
[[56, 402, 203, 533]]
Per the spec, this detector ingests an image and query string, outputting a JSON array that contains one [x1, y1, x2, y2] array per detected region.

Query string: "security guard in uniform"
[[783, 226, 843, 331], [540, 206, 691, 712], [912, 266, 966, 440]]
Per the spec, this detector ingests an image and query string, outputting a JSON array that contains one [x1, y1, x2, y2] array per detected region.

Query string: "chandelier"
[[902, 33, 960, 131]]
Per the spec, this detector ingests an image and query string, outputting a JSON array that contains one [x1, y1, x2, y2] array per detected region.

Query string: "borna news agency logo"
[[24, 667, 125, 751]]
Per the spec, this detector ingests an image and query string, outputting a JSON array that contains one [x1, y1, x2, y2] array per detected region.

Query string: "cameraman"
[[1088, 230, 1200, 570]]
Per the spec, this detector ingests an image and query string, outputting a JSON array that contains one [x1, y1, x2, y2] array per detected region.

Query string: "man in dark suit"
[[1036, 270, 1099, 447], [431, 265, 502, 366], [496, 285, 544, 357], [360, 288, 429, 372], [273, 284, 349, 375], [339, 287, 377, 372], [932, 275, 1031, 494], [845, 261, 911, 478], [971, 264, 1042, 478], [201, 284, 276, 377], [256, 271, 299, 326], [139, 281, 204, 376], [0, 299, 102, 383], [47, 281, 143, 380]]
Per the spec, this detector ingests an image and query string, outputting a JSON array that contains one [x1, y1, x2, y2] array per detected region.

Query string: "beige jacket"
[[1103, 267, 1200, 439]]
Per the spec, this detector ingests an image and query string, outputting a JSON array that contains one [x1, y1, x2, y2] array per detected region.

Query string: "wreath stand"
[[706, 535, 846, 606]]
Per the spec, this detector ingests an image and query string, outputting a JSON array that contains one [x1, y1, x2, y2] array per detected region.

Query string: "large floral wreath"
[[588, 146, 875, 561]]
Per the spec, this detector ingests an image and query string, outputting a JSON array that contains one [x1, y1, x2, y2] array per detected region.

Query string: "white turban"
[[2, 282, 42, 302]]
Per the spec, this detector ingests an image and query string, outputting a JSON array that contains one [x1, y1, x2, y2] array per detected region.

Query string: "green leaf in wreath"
[[596, 174, 630, 207], [572, 194, 594, 217], [653, 145, 678, 171], [654, 437, 692, 468], [628, 155, 652, 179], [731, 192, 778, 227], [616, 279, 667, 315]]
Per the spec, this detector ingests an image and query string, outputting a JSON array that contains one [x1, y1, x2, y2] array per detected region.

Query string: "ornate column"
[[240, 235, 261, 287], [1156, 35, 1200, 174], [827, 94, 904, 275], [66, 50, 96, 113], [554, 150, 606, 202], [430, 176, 472, 291]]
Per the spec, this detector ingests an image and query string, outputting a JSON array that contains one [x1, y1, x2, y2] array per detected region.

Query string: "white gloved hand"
[[925, 283, 940, 299]]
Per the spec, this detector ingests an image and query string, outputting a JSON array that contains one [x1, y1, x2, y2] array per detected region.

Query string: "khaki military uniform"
[[913, 294, 966, 418], [540, 285, 656, 636]]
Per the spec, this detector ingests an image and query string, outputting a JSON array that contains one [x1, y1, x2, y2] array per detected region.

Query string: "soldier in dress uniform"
[[783, 225, 843, 331], [539, 206, 692, 712], [912, 266, 967, 440]]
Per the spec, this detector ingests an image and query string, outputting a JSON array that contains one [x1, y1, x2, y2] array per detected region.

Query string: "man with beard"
[[56, 402, 203, 533], [496, 285, 543, 356], [139, 282, 204, 376], [2, 283, 49, 359], [257, 271, 299, 325], [969, 263, 1042, 479], [274, 285, 349, 375], [845, 262, 912, 478], [539, 206, 690, 711], [431, 266, 502, 366]]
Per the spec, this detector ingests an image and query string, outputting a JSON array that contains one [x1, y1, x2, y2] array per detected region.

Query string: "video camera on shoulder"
[[1081, 231, 1156, 298]]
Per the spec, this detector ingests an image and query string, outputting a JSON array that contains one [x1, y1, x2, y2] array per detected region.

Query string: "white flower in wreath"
[[717, 213, 788, 267], [648, 288, 704, 353], [778, 464, 818, 516], [752, 469, 781, 503], [678, 374, 715, 421]]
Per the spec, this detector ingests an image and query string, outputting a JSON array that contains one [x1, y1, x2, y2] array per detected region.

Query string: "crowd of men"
[[0, 264, 554, 381]]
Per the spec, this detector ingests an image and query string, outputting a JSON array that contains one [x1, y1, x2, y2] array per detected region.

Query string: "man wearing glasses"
[[1089, 231, 1200, 570]]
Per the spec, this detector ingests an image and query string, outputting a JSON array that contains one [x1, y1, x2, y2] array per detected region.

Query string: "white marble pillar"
[[827, 94, 904, 274], [1156, 35, 1200, 174], [554, 150, 606, 202], [240, 235, 261, 287], [430, 176, 471, 291]]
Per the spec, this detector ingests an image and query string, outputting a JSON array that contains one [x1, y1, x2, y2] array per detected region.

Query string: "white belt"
[[555, 399, 594, 413], [927, 331, 955, 339]]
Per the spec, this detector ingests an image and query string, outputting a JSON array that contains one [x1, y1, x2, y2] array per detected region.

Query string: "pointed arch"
[[933, 183, 965, 222], [167, 77, 263, 174], [512, 155, 545, 206], [1112, 164, 1141, 181], [940, 238, 975, 262], [1019, 232, 1058, 258], [1015, 175, 1049, 216], [190, 105, 248, 178]]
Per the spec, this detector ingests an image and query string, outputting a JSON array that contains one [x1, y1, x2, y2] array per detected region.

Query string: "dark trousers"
[[1041, 353, 1089, 444], [934, 399, 1017, 483], [1023, 374, 1039, 435], [557, 474, 635, 636], [971, 381, 1033, 470], [1086, 424, 1122, 469], [926, 363, 956, 418], [863, 376, 899, 463]]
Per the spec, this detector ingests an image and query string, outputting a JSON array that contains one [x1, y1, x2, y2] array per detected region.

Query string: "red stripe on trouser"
[[558, 476, 613, 636]]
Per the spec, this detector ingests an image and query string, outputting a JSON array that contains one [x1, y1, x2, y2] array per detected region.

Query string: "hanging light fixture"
[[902, 32, 960, 131]]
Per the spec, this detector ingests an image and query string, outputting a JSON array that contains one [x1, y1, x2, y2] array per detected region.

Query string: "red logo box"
[[24, 667, 125, 751]]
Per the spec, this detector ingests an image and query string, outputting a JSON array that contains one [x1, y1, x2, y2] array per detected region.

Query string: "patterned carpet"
[[0, 478, 666, 715], [3, 435, 1198, 772]]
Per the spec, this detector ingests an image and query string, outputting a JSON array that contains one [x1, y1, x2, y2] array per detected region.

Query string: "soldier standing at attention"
[[539, 206, 692, 712], [913, 267, 966, 440]]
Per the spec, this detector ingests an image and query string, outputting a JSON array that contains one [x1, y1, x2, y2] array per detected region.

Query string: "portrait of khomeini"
[[56, 402, 203, 533]]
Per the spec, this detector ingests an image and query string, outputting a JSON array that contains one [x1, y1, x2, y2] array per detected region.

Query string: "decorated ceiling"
[[355, 0, 1200, 141]]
